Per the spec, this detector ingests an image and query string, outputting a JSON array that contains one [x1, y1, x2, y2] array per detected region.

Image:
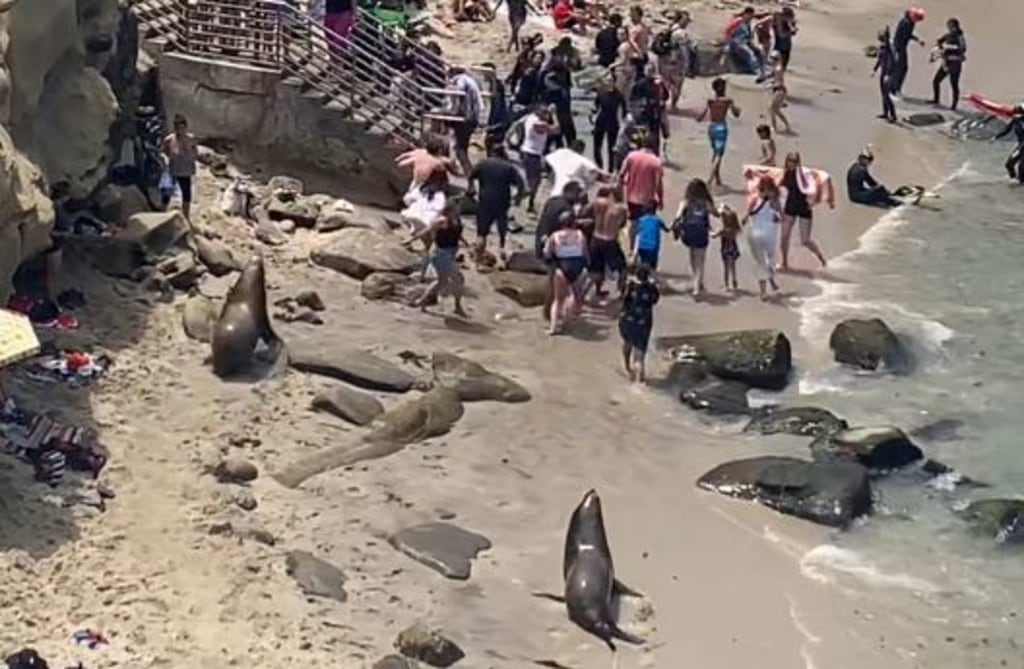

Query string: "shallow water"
[[788, 140, 1024, 666]]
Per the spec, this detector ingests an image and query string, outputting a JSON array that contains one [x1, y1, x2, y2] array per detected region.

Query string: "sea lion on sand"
[[536, 489, 645, 651], [211, 254, 280, 377]]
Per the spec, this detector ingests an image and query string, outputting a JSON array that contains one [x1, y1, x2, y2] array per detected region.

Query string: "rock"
[[232, 489, 258, 511], [361, 272, 428, 306], [120, 211, 191, 258], [367, 387, 464, 445], [389, 522, 492, 580], [253, 212, 289, 246], [697, 456, 873, 528], [213, 458, 259, 483], [374, 655, 420, 669], [182, 294, 218, 343], [267, 193, 319, 228], [431, 352, 530, 403], [288, 343, 417, 392], [680, 378, 751, 415], [285, 550, 347, 602], [315, 198, 357, 232], [157, 251, 205, 291], [956, 499, 1024, 544], [311, 228, 422, 279], [664, 360, 709, 390], [503, 250, 548, 274], [656, 330, 792, 390], [93, 183, 150, 222], [311, 385, 385, 426], [295, 289, 325, 311], [489, 271, 547, 308], [829, 319, 912, 373], [904, 112, 946, 127], [744, 407, 849, 438], [267, 175, 304, 196], [194, 236, 242, 276], [810, 426, 923, 470], [395, 624, 465, 667]]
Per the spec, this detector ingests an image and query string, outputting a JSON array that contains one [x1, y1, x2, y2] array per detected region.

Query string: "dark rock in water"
[[311, 228, 422, 279], [374, 655, 421, 669], [395, 624, 465, 667], [664, 360, 709, 391], [288, 343, 417, 392], [503, 250, 548, 275], [910, 418, 965, 442], [389, 522, 492, 580], [697, 456, 872, 528], [312, 385, 385, 426], [920, 459, 988, 489], [489, 271, 548, 308], [956, 499, 1024, 544], [285, 550, 347, 601], [904, 112, 946, 127], [431, 352, 530, 403], [829, 318, 912, 373], [681, 378, 751, 415], [810, 426, 923, 470], [367, 387, 464, 445], [195, 236, 242, 276], [656, 329, 792, 390], [744, 406, 849, 437]]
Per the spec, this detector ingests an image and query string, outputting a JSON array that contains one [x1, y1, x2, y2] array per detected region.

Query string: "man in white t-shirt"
[[514, 104, 559, 212], [545, 139, 605, 197]]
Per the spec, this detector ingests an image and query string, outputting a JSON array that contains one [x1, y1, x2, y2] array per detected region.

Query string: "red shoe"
[[6, 294, 32, 315], [35, 311, 79, 330]]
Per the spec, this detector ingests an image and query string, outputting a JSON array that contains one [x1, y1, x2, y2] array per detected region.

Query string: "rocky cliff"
[[0, 0, 139, 302]]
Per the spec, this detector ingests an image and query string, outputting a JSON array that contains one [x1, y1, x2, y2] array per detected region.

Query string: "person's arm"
[[543, 233, 557, 258], [649, 283, 661, 306], [994, 119, 1017, 140], [864, 170, 879, 188]]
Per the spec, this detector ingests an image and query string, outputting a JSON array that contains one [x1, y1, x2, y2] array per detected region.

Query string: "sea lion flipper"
[[531, 591, 566, 603], [612, 579, 643, 598], [607, 623, 645, 646]]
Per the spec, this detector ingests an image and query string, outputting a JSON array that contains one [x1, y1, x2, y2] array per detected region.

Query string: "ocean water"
[[790, 141, 1024, 665]]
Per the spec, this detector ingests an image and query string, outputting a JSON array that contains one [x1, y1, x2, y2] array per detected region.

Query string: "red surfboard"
[[965, 93, 1015, 119]]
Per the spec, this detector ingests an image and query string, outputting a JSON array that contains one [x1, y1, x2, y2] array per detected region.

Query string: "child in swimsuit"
[[618, 262, 660, 383], [756, 123, 776, 165], [767, 51, 792, 134], [697, 77, 741, 188], [632, 206, 669, 271], [713, 205, 741, 292]]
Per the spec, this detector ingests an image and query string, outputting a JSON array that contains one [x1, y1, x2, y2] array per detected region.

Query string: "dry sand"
[[0, 0, 1018, 667]]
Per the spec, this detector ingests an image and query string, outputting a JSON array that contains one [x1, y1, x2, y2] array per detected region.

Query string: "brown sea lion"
[[211, 253, 280, 378]]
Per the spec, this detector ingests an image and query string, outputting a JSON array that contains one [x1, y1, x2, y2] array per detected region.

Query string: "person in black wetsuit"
[[541, 50, 576, 150], [891, 7, 926, 97], [873, 28, 897, 122], [846, 151, 901, 208], [931, 17, 966, 111], [467, 144, 525, 263], [994, 106, 1024, 184], [594, 13, 623, 68], [591, 74, 626, 170]]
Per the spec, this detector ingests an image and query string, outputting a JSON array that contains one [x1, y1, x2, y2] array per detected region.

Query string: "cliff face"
[[0, 0, 138, 302]]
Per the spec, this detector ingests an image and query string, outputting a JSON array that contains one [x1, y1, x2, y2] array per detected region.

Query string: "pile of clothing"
[[0, 402, 108, 487], [23, 350, 111, 387]]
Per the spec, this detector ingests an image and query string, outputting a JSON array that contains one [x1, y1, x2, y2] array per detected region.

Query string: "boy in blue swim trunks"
[[631, 204, 670, 271], [697, 77, 741, 188]]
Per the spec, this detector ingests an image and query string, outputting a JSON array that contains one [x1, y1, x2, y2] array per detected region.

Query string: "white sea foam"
[[800, 545, 941, 593]]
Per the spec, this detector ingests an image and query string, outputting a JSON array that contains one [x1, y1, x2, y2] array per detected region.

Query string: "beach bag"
[[651, 29, 674, 56]]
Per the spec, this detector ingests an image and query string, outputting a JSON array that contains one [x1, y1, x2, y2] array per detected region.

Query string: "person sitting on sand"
[[552, 0, 585, 33], [618, 262, 659, 383], [847, 148, 902, 208], [697, 77, 741, 188], [404, 201, 468, 317]]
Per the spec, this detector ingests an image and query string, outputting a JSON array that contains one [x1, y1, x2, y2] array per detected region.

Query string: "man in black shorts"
[[466, 145, 525, 265]]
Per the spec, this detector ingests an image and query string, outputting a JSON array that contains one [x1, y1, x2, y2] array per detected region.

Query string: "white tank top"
[[749, 199, 779, 237], [554, 232, 585, 258], [522, 114, 548, 156]]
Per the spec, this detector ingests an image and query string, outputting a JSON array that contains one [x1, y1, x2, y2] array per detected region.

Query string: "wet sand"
[[0, 0, 1019, 667]]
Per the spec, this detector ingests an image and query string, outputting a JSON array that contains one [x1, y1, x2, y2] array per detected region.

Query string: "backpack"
[[651, 29, 674, 56]]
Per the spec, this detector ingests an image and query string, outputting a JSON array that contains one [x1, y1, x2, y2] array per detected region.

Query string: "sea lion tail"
[[531, 591, 566, 603], [612, 579, 644, 598]]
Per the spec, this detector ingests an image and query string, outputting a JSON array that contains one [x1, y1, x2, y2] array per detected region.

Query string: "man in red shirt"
[[618, 133, 664, 241]]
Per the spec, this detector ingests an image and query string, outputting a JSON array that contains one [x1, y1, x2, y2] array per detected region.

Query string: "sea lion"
[[211, 253, 280, 377], [556, 489, 645, 651]]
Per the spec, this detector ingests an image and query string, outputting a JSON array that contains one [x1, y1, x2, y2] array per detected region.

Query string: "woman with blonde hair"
[[744, 174, 783, 300], [779, 152, 829, 269]]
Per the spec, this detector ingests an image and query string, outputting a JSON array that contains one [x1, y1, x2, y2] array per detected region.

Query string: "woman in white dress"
[[744, 174, 783, 300]]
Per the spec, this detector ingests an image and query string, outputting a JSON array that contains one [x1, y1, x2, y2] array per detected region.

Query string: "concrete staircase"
[[129, 0, 459, 147]]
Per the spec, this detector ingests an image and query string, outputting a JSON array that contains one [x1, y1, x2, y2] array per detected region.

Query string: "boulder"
[[182, 294, 218, 343], [431, 352, 530, 403], [288, 343, 417, 392], [503, 250, 548, 275], [194, 236, 242, 276], [374, 656, 420, 669], [955, 499, 1024, 544], [744, 406, 849, 438], [311, 228, 422, 279], [64, 234, 147, 279], [316, 198, 356, 232], [311, 385, 385, 426], [120, 211, 191, 258], [267, 193, 319, 228], [389, 522, 492, 580], [93, 183, 150, 222], [656, 330, 792, 390], [810, 426, 923, 470], [489, 271, 548, 308], [395, 624, 465, 667], [361, 272, 427, 305], [267, 175, 304, 196], [213, 458, 259, 483], [920, 459, 987, 490], [829, 318, 911, 373], [665, 360, 709, 390], [904, 112, 945, 127], [697, 456, 872, 528], [285, 550, 347, 602], [680, 378, 751, 415], [156, 251, 205, 291]]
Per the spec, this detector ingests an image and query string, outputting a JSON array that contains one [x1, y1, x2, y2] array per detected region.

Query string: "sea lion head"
[[564, 489, 612, 579]]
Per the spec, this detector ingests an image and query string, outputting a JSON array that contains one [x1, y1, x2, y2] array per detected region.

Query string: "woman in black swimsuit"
[[779, 152, 827, 269], [543, 211, 589, 334]]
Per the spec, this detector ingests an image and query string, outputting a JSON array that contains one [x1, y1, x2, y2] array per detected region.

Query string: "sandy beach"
[[1, 0, 1021, 667]]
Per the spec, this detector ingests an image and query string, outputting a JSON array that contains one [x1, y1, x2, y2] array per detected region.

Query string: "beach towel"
[[742, 164, 835, 209]]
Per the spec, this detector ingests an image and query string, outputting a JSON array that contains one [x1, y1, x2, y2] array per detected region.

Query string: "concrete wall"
[[158, 52, 408, 209]]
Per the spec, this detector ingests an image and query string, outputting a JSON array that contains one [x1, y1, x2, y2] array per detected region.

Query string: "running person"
[[466, 144, 525, 265], [779, 152, 828, 269], [994, 106, 1024, 184], [584, 185, 628, 298], [673, 178, 719, 296], [618, 263, 660, 383], [405, 201, 468, 317], [515, 104, 559, 212], [618, 133, 664, 243], [697, 77, 741, 188]]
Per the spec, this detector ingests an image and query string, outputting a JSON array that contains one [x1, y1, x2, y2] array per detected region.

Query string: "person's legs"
[[948, 62, 962, 110], [524, 153, 542, 211], [475, 208, 493, 263], [559, 105, 577, 145], [605, 122, 619, 169], [495, 209, 510, 255], [177, 176, 193, 221], [453, 121, 475, 175], [633, 341, 648, 383], [880, 76, 897, 121], [694, 247, 707, 292], [931, 65, 948, 105], [892, 48, 908, 93], [592, 126, 607, 170], [45, 247, 62, 302], [549, 270, 568, 334], [621, 339, 634, 379], [799, 217, 827, 266], [779, 215, 795, 269]]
